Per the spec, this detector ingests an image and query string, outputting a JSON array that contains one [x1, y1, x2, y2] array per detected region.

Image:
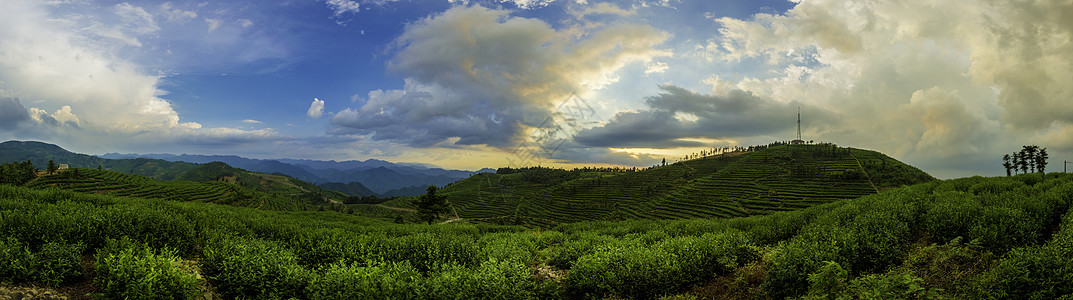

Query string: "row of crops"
[[25, 168, 311, 211], [3, 172, 1072, 298]]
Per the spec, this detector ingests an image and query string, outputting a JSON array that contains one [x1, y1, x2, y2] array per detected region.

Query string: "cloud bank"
[[330, 5, 670, 148]]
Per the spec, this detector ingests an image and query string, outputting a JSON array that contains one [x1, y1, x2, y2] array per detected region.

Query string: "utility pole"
[[797, 106, 802, 141]]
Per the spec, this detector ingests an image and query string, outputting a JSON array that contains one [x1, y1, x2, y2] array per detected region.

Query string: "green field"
[[388, 144, 935, 227], [1, 172, 1072, 299]]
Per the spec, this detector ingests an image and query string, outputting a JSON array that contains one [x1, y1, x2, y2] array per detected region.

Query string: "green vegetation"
[[25, 168, 315, 211], [1, 171, 1071, 299], [1004, 145, 1049, 176], [415, 185, 450, 224], [392, 144, 934, 227], [0, 140, 197, 180]]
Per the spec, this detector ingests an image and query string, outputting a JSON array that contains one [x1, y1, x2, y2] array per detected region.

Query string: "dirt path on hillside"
[[850, 153, 880, 193]]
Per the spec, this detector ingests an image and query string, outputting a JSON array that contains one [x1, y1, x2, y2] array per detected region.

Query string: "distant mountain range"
[[98, 152, 495, 196]]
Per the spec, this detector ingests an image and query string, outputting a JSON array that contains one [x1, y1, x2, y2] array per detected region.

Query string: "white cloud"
[[326, 0, 361, 16], [204, 18, 221, 32], [501, 0, 557, 9], [331, 5, 670, 148], [307, 98, 325, 119], [0, 0, 281, 152], [242, 119, 264, 124], [689, 0, 1072, 177], [237, 19, 253, 28], [160, 2, 197, 23]]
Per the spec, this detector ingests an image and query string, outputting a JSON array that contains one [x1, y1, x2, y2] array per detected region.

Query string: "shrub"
[[34, 241, 85, 287], [806, 261, 848, 298], [424, 259, 537, 299], [93, 237, 200, 300], [567, 243, 684, 299], [0, 237, 34, 283], [306, 261, 421, 300], [201, 237, 309, 299], [845, 272, 942, 299]]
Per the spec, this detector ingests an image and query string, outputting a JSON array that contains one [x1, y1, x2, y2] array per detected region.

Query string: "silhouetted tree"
[[1017, 151, 1025, 174], [1002, 154, 1013, 176], [415, 185, 449, 225], [46, 160, 57, 175], [1037, 147, 1049, 173], [1024, 145, 1038, 173]]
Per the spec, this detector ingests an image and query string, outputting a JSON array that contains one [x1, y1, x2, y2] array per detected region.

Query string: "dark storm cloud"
[[0, 97, 30, 130], [575, 85, 835, 148]]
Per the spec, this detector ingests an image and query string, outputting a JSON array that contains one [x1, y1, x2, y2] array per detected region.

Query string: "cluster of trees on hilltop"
[[678, 141, 841, 163], [1003, 145, 1048, 176], [0, 160, 37, 185]]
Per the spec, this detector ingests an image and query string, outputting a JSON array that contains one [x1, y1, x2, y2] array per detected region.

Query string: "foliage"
[[34, 241, 85, 287], [93, 237, 200, 300], [0, 169, 1071, 299], [408, 144, 934, 227], [0, 160, 36, 186], [0, 237, 34, 283], [415, 185, 450, 224]]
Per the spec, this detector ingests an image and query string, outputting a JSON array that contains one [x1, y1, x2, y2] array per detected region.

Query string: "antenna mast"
[[796, 106, 802, 141]]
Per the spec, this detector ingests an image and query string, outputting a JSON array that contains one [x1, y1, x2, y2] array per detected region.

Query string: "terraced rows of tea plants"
[[406, 145, 933, 226], [2, 172, 1071, 299], [25, 169, 309, 210]]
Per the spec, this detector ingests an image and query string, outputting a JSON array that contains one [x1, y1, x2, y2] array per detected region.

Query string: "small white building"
[[58, 164, 69, 170]]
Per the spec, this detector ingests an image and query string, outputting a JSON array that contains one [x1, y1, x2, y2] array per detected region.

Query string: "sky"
[[1, 0, 1071, 178]]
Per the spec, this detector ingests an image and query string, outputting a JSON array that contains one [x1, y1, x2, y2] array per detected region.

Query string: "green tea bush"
[[566, 242, 684, 299], [93, 237, 200, 300], [383, 232, 479, 272], [662, 231, 757, 282], [844, 272, 942, 299], [544, 231, 618, 269], [805, 261, 849, 298], [201, 237, 309, 299], [35, 241, 84, 287], [567, 231, 756, 299], [306, 261, 421, 300], [0, 237, 34, 283], [424, 259, 537, 299], [764, 226, 857, 299], [980, 209, 1073, 299], [969, 177, 1027, 195]]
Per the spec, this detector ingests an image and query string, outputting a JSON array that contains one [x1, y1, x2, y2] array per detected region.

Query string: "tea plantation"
[[2, 171, 1073, 299], [388, 144, 935, 227]]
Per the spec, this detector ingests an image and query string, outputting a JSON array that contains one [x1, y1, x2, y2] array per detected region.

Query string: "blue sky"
[[2, 0, 1072, 178]]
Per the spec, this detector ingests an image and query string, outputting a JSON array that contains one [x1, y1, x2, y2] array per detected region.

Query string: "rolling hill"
[[0, 140, 197, 180], [383, 143, 935, 227], [99, 151, 491, 195]]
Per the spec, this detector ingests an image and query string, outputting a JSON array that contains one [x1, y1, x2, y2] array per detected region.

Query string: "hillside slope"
[[386, 144, 934, 227], [0, 140, 196, 180], [25, 168, 315, 211]]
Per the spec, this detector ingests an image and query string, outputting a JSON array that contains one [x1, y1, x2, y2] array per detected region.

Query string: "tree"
[[1037, 147, 1049, 173], [1017, 152, 1029, 174], [415, 185, 449, 225], [1024, 145, 1038, 173], [46, 160, 57, 175], [1002, 154, 1013, 176], [661, 158, 666, 166]]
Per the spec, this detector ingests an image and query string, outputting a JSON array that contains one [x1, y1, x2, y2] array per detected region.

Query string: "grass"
[[2, 171, 1070, 299]]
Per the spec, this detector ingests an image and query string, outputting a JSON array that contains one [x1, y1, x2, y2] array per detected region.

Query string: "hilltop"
[[0, 140, 196, 180], [383, 143, 935, 227]]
